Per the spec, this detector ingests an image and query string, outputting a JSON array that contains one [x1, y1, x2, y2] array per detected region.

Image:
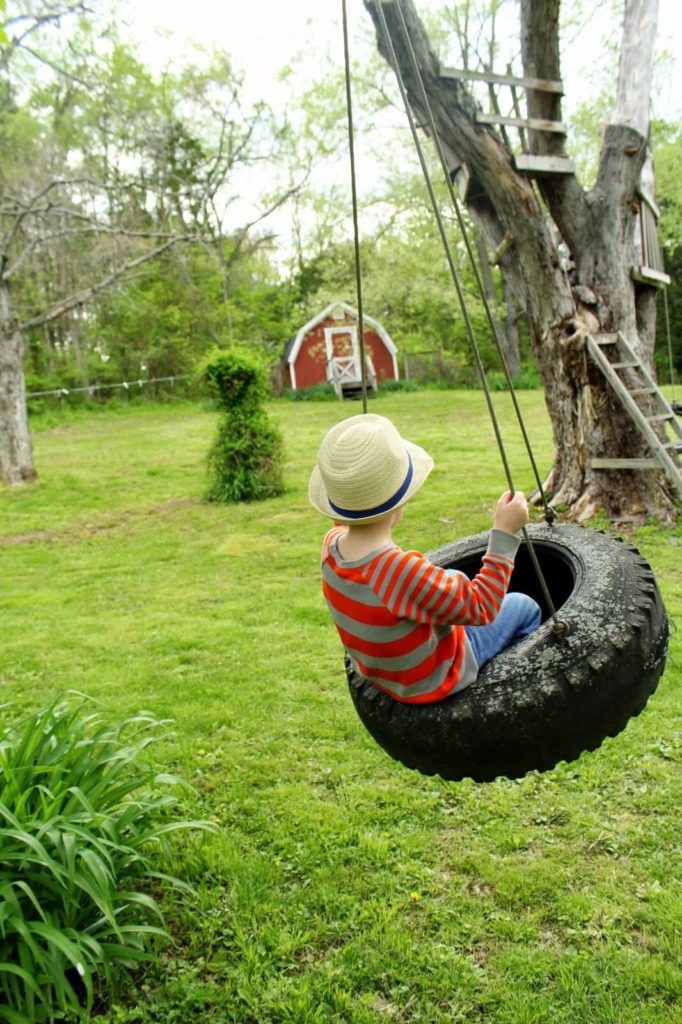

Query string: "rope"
[[371, 0, 567, 639], [342, 0, 368, 414]]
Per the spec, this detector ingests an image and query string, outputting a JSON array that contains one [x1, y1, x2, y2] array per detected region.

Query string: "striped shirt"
[[321, 526, 520, 704]]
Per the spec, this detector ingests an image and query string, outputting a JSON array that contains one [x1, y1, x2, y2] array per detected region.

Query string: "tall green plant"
[[0, 699, 208, 1023], [202, 348, 284, 503]]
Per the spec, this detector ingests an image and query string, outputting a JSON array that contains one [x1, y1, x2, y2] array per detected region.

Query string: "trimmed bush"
[[202, 348, 284, 503], [0, 699, 208, 1023]]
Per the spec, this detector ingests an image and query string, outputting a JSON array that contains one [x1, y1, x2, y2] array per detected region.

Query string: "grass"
[[1, 391, 680, 1023]]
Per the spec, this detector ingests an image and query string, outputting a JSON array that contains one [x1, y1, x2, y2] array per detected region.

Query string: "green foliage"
[[202, 349, 284, 502], [0, 698, 207, 1023], [375, 378, 420, 394], [484, 363, 542, 392], [284, 381, 338, 402], [652, 121, 682, 380], [201, 348, 269, 410]]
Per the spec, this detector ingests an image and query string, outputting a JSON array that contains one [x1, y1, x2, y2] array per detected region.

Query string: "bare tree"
[[365, 0, 676, 524]]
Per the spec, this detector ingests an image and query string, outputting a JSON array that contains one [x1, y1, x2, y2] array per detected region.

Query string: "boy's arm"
[[366, 529, 520, 626]]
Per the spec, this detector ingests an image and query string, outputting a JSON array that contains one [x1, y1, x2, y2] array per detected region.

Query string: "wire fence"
[[26, 374, 194, 400]]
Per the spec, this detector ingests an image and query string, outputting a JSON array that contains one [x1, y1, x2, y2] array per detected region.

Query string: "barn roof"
[[285, 301, 397, 368]]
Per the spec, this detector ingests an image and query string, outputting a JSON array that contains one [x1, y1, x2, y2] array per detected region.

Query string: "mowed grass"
[[1, 391, 680, 1024]]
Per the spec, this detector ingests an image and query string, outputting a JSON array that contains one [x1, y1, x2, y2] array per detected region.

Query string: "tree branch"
[[5, 226, 188, 280], [19, 235, 195, 332], [0, 2, 91, 71]]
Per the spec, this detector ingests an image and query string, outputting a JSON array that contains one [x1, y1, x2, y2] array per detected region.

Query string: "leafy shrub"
[[375, 378, 419, 394], [0, 699, 207, 1023], [201, 348, 284, 503], [202, 348, 269, 411], [283, 382, 337, 402], [482, 364, 542, 391]]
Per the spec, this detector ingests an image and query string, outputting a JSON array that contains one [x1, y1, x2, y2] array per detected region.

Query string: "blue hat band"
[[328, 453, 414, 520]]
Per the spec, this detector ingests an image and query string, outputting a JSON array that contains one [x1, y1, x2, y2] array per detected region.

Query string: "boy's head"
[[309, 414, 434, 524]]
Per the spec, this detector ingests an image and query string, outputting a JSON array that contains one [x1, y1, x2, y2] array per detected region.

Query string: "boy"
[[309, 413, 541, 704]]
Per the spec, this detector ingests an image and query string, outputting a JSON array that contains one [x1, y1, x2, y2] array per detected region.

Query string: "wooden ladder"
[[586, 331, 682, 497]]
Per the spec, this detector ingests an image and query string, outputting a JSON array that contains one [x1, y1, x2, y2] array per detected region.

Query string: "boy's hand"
[[493, 491, 530, 535]]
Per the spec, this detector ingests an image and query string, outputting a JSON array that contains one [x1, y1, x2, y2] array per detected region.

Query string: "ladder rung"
[[646, 414, 673, 422], [595, 334, 618, 345], [629, 387, 656, 396], [611, 361, 640, 369], [592, 458, 662, 470]]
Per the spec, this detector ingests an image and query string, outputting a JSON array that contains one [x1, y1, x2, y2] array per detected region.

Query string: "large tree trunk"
[[0, 280, 35, 485], [365, 0, 675, 524]]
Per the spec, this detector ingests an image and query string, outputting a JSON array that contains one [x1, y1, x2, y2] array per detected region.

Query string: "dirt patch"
[[0, 497, 199, 545], [0, 530, 53, 544]]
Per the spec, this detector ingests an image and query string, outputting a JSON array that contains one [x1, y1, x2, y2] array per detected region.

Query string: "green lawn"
[[1, 391, 680, 1023]]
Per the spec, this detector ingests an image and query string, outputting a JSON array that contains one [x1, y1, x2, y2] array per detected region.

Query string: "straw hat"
[[308, 414, 434, 523]]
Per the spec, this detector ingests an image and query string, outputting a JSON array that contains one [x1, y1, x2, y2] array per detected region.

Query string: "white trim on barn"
[[286, 301, 399, 389]]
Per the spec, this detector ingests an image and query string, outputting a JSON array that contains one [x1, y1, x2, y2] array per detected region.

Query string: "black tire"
[[346, 523, 669, 782]]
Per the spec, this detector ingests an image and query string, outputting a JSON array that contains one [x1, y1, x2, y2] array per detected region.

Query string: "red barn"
[[283, 302, 399, 397]]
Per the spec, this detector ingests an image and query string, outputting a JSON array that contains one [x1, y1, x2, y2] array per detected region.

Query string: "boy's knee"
[[507, 592, 542, 628]]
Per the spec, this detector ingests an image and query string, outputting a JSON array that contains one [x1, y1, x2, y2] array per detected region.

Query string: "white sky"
[[119, 0, 681, 118], [117, 0, 681, 255]]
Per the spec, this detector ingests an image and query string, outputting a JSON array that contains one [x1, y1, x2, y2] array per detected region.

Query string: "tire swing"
[[347, 524, 669, 782], [340, 0, 670, 782]]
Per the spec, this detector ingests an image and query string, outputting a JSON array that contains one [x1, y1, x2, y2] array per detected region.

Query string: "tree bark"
[[501, 269, 521, 378], [364, 0, 675, 524], [475, 232, 520, 378], [0, 280, 35, 485]]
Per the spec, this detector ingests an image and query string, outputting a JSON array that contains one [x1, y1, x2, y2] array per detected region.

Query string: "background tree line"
[[2, 0, 680, 415]]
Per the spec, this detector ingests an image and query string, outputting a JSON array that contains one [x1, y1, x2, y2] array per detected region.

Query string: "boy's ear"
[[391, 506, 406, 527]]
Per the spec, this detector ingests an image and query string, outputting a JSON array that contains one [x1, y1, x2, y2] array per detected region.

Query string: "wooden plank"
[[631, 266, 671, 287], [441, 66, 563, 93], [513, 154, 575, 174], [477, 113, 567, 133], [592, 459, 662, 470]]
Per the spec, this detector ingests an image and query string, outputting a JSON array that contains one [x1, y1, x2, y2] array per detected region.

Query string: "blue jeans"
[[464, 591, 542, 668]]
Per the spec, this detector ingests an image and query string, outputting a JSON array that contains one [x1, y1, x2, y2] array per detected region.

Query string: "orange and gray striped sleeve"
[[366, 529, 520, 626]]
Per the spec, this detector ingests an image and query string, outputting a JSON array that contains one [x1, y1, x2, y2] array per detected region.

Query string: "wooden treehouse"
[[440, 63, 680, 496]]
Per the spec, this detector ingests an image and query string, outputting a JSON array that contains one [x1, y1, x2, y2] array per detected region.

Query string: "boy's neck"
[[338, 517, 396, 561]]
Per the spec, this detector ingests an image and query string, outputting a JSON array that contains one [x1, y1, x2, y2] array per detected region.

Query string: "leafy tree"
[[0, 4, 298, 485]]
